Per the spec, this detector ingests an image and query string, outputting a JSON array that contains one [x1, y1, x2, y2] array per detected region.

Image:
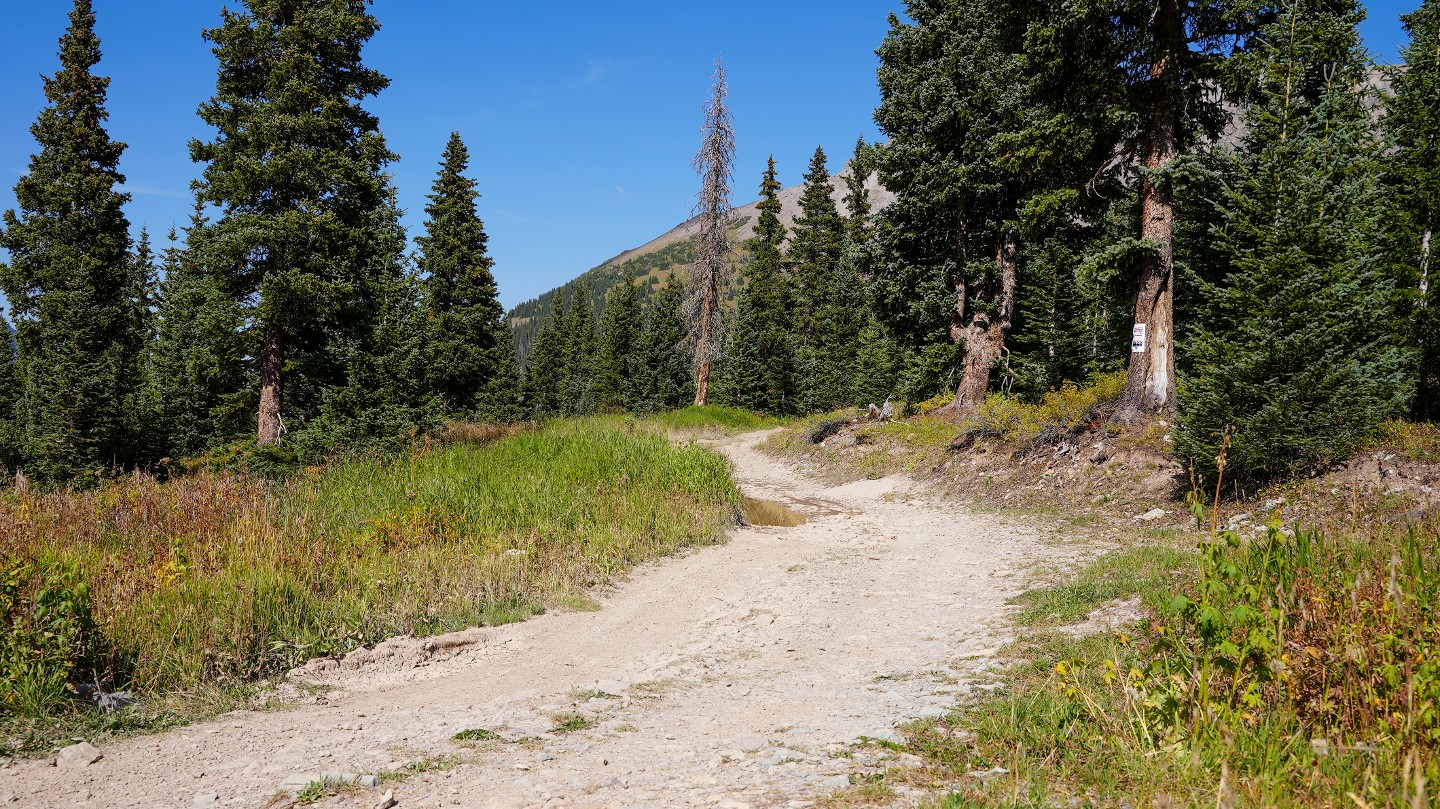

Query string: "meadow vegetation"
[[0, 416, 738, 752]]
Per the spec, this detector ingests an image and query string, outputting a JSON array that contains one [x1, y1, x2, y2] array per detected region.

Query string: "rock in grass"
[[1134, 508, 1167, 522], [56, 742, 102, 768]]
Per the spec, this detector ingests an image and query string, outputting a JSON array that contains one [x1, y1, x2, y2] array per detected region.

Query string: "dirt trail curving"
[[2, 429, 1061, 809]]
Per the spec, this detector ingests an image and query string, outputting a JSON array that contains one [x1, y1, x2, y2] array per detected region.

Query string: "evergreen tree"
[[301, 192, 441, 455], [728, 158, 797, 413], [594, 281, 643, 412], [416, 133, 520, 421], [151, 213, 248, 459], [873, 0, 1027, 414], [0, 0, 139, 483], [561, 287, 598, 416], [1388, 0, 1440, 420], [843, 137, 873, 244], [633, 274, 693, 412], [0, 315, 17, 471], [522, 295, 570, 418], [789, 146, 846, 342], [191, 0, 396, 445], [1175, 0, 1414, 486]]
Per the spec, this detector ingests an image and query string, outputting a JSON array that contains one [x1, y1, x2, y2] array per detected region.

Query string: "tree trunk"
[[946, 228, 1018, 417], [1116, 0, 1182, 421], [1421, 228, 1432, 304], [693, 279, 716, 407], [257, 323, 284, 445]]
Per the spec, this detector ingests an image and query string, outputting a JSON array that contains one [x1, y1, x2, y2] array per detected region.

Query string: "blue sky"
[[0, 1, 1423, 312]]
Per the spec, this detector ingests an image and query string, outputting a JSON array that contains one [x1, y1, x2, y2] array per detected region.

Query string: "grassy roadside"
[[1, 414, 740, 755], [639, 404, 783, 436], [776, 387, 1440, 807]]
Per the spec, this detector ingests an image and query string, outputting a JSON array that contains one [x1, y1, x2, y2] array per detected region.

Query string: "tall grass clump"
[[0, 417, 736, 720], [640, 405, 780, 435]]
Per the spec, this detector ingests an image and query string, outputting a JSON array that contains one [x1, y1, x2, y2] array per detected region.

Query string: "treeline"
[[0, 1, 519, 484], [864, 0, 1439, 487], [2, 0, 1437, 492]]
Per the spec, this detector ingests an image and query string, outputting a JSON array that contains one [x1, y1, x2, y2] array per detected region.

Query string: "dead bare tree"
[[686, 57, 736, 407]]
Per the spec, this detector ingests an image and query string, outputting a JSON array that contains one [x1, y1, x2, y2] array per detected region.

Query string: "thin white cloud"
[[119, 183, 188, 199]]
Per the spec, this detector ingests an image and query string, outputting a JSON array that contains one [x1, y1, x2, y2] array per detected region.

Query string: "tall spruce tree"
[[728, 158, 797, 413], [1175, 0, 1414, 486], [843, 137, 873, 243], [789, 147, 846, 342], [0, 0, 139, 483], [191, 0, 396, 445], [151, 211, 248, 459], [561, 287, 598, 416], [633, 274, 693, 413], [0, 315, 17, 471], [522, 294, 570, 418], [594, 281, 643, 412], [873, 0, 1027, 414], [416, 133, 520, 421], [1089, 0, 1274, 418], [1388, 0, 1440, 420]]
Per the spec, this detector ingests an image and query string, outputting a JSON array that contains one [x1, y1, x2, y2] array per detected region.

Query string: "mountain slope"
[[507, 164, 894, 364]]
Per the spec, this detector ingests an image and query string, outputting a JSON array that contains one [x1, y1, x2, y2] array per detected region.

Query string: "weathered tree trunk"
[[944, 228, 1018, 418], [1421, 228, 1432, 304], [1116, 0, 1182, 421], [257, 323, 284, 445], [693, 278, 716, 406]]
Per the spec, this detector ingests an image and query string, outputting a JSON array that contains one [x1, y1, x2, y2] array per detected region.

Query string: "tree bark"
[[1116, 0, 1182, 421], [945, 228, 1018, 417], [1421, 228, 1432, 305], [257, 323, 284, 445], [693, 282, 715, 407]]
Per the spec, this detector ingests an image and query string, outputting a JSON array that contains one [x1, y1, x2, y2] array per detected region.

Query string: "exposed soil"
[[0, 429, 1069, 809]]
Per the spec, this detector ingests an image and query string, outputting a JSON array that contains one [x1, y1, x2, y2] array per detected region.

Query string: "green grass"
[[1, 416, 738, 750], [640, 405, 781, 435], [893, 517, 1440, 808]]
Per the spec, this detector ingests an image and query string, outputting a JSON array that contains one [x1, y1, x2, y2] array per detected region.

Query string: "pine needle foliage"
[[1176, 0, 1416, 486], [0, 0, 140, 484]]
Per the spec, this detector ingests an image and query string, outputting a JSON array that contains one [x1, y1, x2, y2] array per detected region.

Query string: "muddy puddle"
[[741, 496, 808, 527]]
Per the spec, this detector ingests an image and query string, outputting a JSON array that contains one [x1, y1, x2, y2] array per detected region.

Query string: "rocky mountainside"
[[507, 164, 895, 363]]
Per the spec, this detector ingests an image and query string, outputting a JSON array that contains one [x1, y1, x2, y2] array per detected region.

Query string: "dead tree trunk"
[[257, 323, 284, 445], [687, 58, 735, 406], [1115, 0, 1182, 421]]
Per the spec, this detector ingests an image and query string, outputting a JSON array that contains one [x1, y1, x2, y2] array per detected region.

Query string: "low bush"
[[958, 371, 1127, 447]]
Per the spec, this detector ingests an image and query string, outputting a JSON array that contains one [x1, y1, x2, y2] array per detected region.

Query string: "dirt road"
[[3, 429, 1051, 809]]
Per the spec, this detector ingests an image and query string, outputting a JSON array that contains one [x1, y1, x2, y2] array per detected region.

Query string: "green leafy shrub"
[[1, 560, 101, 716], [959, 371, 1127, 446]]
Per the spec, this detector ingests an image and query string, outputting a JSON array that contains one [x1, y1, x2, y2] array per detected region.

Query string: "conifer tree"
[[561, 288, 598, 416], [843, 137, 873, 245], [0, 315, 17, 470], [416, 133, 520, 421], [789, 146, 846, 342], [728, 158, 797, 413], [303, 193, 442, 453], [1094, 0, 1273, 418], [191, 0, 396, 445], [1175, 0, 1414, 486], [594, 281, 643, 412], [633, 274, 693, 412], [0, 0, 139, 482], [687, 58, 736, 406], [522, 295, 570, 418], [1388, 0, 1440, 420], [151, 213, 248, 459], [873, 0, 1027, 414]]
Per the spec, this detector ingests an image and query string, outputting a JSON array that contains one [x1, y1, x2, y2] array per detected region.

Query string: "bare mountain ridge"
[[506, 162, 895, 363]]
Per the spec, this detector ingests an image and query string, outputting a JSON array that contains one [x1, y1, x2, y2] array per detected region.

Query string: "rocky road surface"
[[3, 429, 1055, 809]]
